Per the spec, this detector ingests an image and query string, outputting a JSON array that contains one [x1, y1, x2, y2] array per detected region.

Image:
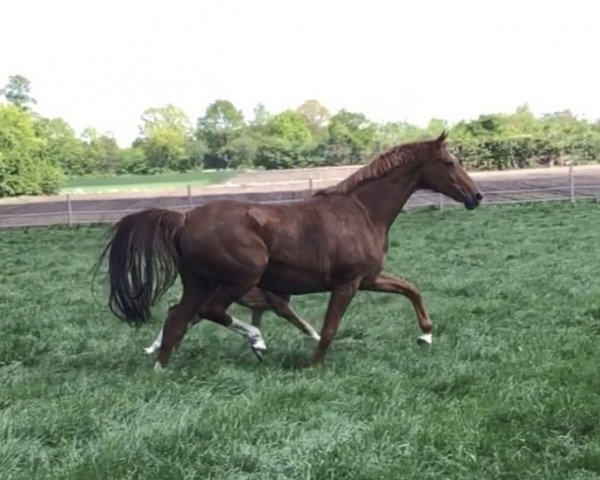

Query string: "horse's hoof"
[[143, 346, 155, 355], [251, 346, 267, 361], [417, 333, 432, 347], [154, 361, 166, 373]]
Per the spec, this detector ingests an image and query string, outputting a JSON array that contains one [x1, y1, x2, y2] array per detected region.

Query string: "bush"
[[37, 161, 65, 194], [0, 105, 65, 196], [254, 137, 317, 170], [452, 135, 600, 171]]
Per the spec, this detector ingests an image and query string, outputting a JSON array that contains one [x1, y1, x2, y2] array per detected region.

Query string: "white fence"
[[1, 165, 599, 229]]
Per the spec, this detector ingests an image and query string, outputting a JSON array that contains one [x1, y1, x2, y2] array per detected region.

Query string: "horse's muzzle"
[[464, 192, 483, 210]]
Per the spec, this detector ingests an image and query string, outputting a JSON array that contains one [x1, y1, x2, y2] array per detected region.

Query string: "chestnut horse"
[[96, 132, 482, 369]]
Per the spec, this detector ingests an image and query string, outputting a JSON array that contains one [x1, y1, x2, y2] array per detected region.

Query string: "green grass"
[[1, 202, 600, 479], [61, 170, 237, 194]]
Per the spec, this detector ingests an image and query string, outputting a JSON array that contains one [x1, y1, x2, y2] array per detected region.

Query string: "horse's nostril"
[[475, 192, 483, 201]]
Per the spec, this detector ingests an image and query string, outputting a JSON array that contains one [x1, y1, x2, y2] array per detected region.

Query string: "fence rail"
[[1, 165, 599, 229]]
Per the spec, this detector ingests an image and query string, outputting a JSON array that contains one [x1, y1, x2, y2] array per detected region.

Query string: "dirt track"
[[1, 165, 600, 228]]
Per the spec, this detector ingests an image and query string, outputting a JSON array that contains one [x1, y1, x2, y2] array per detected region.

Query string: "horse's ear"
[[435, 130, 448, 147]]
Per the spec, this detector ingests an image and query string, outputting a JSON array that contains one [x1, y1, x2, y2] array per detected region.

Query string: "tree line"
[[1, 74, 600, 197]]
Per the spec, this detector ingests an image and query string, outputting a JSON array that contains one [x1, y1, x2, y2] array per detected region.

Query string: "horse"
[[96, 131, 482, 370], [142, 289, 320, 355]]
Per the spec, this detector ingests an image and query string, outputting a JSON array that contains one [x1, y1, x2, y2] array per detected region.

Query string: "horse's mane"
[[314, 140, 430, 196]]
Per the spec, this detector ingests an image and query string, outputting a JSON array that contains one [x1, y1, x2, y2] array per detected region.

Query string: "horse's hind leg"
[[144, 325, 164, 355], [147, 303, 265, 356], [250, 309, 264, 329], [144, 304, 177, 355], [264, 292, 321, 341], [237, 288, 268, 330], [198, 284, 268, 360], [155, 272, 212, 369]]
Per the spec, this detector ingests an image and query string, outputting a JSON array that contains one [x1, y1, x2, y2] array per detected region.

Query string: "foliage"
[[197, 100, 246, 169], [0, 74, 37, 110], [34, 117, 86, 173], [0, 104, 64, 196], [2, 203, 600, 478], [137, 105, 195, 173], [255, 136, 314, 170], [326, 110, 377, 164], [297, 99, 331, 137], [79, 128, 121, 175], [2, 74, 600, 197], [115, 146, 147, 175]]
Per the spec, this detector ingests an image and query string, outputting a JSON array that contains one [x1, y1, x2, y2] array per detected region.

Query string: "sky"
[[2, 0, 599, 146]]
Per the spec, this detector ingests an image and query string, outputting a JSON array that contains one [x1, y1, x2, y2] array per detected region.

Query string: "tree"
[[0, 104, 63, 196], [116, 146, 147, 174], [325, 110, 377, 164], [264, 110, 313, 145], [426, 118, 449, 137], [250, 103, 270, 129], [197, 99, 246, 168], [376, 121, 425, 150], [35, 117, 86, 175], [1, 75, 37, 110], [253, 110, 316, 169], [81, 127, 121, 174], [221, 135, 258, 168], [254, 136, 310, 170], [138, 104, 194, 172], [296, 99, 330, 137]]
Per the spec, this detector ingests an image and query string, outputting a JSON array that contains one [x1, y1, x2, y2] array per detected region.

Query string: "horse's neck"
[[352, 166, 421, 228]]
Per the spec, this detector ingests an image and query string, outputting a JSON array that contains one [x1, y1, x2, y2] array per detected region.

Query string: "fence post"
[[309, 175, 313, 192], [66, 194, 73, 226], [187, 185, 193, 207], [438, 193, 444, 210], [569, 164, 575, 203]]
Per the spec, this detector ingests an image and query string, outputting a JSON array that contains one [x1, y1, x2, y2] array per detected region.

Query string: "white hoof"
[[312, 333, 321, 342], [250, 336, 267, 361], [251, 336, 267, 352], [154, 361, 165, 372], [417, 333, 432, 346], [144, 345, 157, 355]]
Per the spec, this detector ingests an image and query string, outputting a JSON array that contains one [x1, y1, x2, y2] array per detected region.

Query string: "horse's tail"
[[93, 208, 186, 327]]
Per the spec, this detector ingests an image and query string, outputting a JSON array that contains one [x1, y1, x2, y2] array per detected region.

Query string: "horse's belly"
[[258, 263, 330, 295]]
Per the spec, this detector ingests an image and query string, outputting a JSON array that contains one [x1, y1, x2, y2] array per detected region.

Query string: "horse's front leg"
[[310, 279, 360, 366], [360, 272, 433, 346]]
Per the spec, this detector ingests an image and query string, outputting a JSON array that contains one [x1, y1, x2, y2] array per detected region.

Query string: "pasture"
[[61, 170, 236, 195], [1, 202, 599, 479]]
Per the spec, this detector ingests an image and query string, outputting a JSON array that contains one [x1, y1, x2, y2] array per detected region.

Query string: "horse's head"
[[420, 131, 482, 210]]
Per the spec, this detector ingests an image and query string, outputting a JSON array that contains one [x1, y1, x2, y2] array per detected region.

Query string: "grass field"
[[61, 170, 236, 194], [1, 202, 599, 479]]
